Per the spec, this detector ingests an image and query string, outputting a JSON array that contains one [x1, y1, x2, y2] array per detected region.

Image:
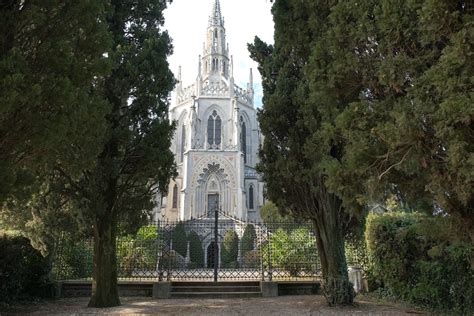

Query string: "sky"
[[164, 0, 274, 108]]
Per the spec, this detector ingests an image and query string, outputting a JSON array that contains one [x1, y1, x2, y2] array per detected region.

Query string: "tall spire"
[[201, 0, 229, 80], [209, 0, 224, 27]]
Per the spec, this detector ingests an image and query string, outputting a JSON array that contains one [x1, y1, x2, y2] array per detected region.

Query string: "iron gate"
[[53, 216, 321, 282]]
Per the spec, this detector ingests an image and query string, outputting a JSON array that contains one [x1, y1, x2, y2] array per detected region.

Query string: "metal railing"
[[53, 218, 321, 282]]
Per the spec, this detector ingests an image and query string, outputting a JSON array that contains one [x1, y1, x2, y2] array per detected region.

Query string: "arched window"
[[240, 117, 247, 164], [180, 124, 186, 162], [172, 184, 178, 209], [207, 110, 221, 149], [214, 29, 218, 39], [248, 185, 254, 210]]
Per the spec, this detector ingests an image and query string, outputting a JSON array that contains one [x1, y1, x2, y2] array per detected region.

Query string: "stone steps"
[[170, 281, 262, 298], [171, 291, 262, 298]]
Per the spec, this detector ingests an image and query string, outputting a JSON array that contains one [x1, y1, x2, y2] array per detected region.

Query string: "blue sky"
[[164, 0, 274, 108]]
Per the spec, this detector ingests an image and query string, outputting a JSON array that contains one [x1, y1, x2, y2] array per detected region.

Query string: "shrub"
[[241, 224, 256, 258], [171, 222, 187, 257], [221, 230, 239, 268], [117, 226, 159, 277], [365, 212, 474, 314], [268, 227, 317, 276], [0, 234, 52, 302], [188, 231, 204, 268]]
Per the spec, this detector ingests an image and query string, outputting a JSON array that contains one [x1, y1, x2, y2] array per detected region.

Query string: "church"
[[157, 0, 263, 221]]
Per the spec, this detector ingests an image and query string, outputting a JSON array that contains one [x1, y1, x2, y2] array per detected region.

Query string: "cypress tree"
[[249, 0, 359, 305], [241, 224, 256, 257]]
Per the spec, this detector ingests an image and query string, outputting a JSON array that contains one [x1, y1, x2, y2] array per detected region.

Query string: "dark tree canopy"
[[329, 0, 473, 241], [0, 0, 110, 204]]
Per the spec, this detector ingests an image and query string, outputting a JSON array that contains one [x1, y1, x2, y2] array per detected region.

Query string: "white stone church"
[[156, 0, 264, 222]]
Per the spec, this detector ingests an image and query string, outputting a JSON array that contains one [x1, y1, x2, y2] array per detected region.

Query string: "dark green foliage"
[[365, 212, 474, 314], [53, 236, 93, 280], [241, 224, 256, 258], [187, 231, 204, 268], [171, 223, 187, 257], [0, 234, 52, 302], [0, 0, 110, 204], [324, 0, 474, 240], [221, 230, 239, 268]]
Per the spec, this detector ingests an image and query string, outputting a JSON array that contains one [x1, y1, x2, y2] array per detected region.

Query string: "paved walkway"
[[1, 295, 425, 315]]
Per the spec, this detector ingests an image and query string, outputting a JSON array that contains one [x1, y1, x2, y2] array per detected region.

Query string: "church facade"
[[158, 0, 263, 221]]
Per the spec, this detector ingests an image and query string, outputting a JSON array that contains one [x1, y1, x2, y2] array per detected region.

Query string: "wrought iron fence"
[[53, 218, 322, 282]]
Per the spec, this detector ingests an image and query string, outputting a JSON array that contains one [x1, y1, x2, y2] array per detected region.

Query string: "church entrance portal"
[[207, 193, 219, 215], [206, 241, 219, 269]]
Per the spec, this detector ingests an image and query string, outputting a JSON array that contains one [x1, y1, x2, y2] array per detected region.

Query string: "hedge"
[[365, 212, 473, 314]]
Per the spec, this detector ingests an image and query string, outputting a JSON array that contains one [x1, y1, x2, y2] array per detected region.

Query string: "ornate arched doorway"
[[192, 159, 236, 217]]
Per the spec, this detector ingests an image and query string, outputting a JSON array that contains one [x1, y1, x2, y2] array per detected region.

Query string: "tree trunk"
[[312, 189, 354, 306], [88, 216, 120, 307]]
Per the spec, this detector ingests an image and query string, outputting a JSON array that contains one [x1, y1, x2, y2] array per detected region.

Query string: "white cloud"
[[164, 0, 274, 108]]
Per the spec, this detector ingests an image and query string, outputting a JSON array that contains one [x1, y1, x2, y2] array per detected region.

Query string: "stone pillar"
[[153, 282, 171, 299], [348, 266, 363, 293], [185, 241, 191, 267], [237, 240, 242, 265], [261, 281, 278, 297]]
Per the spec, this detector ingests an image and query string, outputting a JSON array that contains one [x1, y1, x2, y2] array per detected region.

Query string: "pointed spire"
[[209, 0, 224, 27]]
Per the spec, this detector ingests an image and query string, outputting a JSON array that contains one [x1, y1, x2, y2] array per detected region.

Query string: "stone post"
[[185, 241, 191, 267]]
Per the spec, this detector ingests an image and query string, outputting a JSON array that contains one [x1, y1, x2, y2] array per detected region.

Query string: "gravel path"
[[0, 295, 425, 315]]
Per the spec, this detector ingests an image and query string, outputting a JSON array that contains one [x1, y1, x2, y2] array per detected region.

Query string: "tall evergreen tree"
[[2, 1, 176, 307], [79, 0, 176, 307], [249, 0, 358, 305], [0, 0, 110, 204], [252, 1, 472, 307]]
